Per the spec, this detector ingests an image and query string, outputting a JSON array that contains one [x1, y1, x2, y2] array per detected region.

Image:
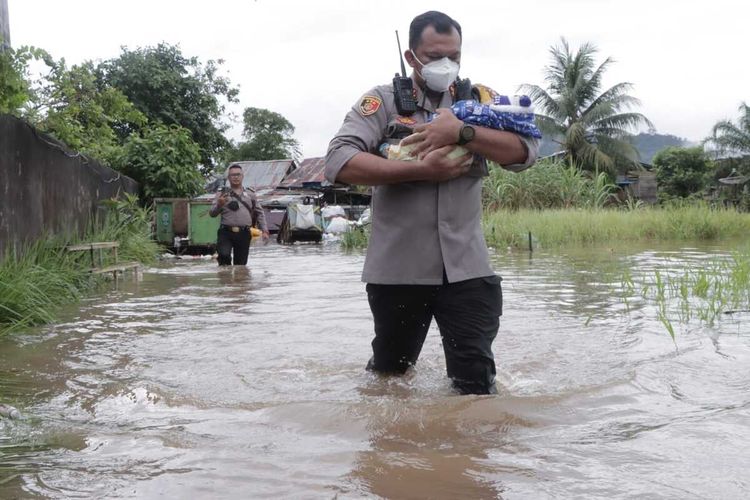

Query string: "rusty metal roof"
[[231, 159, 297, 190], [279, 157, 331, 189]]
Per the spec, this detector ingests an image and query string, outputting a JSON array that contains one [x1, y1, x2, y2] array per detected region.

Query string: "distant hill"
[[537, 132, 692, 164], [630, 133, 692, 164]]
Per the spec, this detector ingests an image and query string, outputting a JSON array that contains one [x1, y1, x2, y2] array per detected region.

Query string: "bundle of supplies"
[[451, 94, 542, 139], [382, 94, 541, 161]]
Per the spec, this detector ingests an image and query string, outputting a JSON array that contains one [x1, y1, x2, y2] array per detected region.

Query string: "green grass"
[[0, 194, 159, 335], [484, 205, 750, 249], [0, 238, 93, 332], [340, 226, 369, 250], [619, 247, 750, 339]]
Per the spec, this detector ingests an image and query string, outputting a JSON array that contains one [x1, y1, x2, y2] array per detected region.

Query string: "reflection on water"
[[1, 242, 749, 498]]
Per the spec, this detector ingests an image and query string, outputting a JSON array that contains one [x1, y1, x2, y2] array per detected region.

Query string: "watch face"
[[464, 125, 475, 141], [459, 125, 475, 144]]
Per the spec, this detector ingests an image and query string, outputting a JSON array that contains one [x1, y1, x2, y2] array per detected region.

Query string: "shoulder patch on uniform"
[[359, 95, 382, 116]]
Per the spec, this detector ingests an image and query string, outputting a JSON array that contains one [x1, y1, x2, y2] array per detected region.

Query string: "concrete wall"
[[0, 114, 139, 259], [1, 0, 9, 49]]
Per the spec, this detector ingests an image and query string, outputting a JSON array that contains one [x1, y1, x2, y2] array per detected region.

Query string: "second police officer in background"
[[209, 163, 269, 266]]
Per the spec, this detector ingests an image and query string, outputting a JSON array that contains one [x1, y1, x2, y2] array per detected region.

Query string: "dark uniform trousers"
[[217, 226, 251, 266], [365, 274, 503, 395]]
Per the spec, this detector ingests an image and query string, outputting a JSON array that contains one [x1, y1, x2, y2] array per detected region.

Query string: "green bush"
[[116, 124, 203, 202], [483, 159, 617, 210], [653, 146, 712, 200]]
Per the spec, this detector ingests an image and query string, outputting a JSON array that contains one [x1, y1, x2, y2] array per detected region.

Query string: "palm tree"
[[520, 38, 652, 173], [705, 102, 750, 156]]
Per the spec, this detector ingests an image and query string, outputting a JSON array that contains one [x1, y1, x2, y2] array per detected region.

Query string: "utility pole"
[[0, 0, 10, 50]]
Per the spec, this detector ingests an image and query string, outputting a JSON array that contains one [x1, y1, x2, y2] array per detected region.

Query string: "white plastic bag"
[[321, 205, 346, 218], [325, 216, 351, 234], [292, 204, 318, 230]]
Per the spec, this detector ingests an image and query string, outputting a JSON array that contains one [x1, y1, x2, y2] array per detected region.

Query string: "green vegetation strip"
[[484, 206, 750, 249], [0, 195, 159, 335], [337, 206, 750, 251]]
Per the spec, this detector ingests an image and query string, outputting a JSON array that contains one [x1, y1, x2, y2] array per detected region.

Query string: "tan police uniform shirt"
[[325, 80, 539, 285], [209, 189, 268, 231]]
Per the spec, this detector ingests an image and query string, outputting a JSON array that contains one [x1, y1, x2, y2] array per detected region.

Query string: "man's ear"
[[404, 49, 417, 69]]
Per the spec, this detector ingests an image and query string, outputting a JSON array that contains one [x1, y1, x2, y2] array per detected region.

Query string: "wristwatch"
[[457, 124, 476, 146]]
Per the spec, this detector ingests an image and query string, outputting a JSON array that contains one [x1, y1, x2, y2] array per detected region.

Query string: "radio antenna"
[[395, 30, 407, 77]]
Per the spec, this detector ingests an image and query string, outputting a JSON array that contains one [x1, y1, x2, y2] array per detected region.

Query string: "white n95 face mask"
[[412, 52, 460, 92]]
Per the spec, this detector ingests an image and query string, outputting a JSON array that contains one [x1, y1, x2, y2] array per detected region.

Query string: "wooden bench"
[[66, 241, 140, 281]]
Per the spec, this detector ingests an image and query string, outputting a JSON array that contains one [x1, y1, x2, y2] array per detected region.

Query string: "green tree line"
[[3, 36, 749, 204], [0, 41, 300, 201], [521, 37, 750, 207]]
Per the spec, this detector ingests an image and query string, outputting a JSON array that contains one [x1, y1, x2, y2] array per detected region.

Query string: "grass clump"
[[0, 194, 158, 334], [619, 247, 750, 339], [0, 239, 93, 332], [340, 226, 369, 250]]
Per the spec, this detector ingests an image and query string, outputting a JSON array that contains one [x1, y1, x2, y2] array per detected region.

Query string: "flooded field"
[[1, 242, 749, 498]]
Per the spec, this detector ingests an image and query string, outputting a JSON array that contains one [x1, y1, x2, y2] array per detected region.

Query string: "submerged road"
[[1, 242, 749, 498]]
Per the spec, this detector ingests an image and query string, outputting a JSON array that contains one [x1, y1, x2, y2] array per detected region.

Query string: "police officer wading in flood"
[[325, 11, 540, 394], [209, 164, 269, 266]]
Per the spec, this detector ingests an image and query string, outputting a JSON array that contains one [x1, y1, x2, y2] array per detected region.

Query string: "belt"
[[220, 224, 250, 233]]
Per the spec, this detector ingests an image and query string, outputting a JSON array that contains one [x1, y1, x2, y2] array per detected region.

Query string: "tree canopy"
[[97, 43, 239, 174], [520, 38, 652, 174], [227, 107, 301, 162], [0, 43, 48, 115], [705, 102, 750, 157], [116, 124, 204, 201], [12, 50, 205, 202], [2, 41, 267, 201], [652, 146, 711, 199], [28, 59, 147, 166]]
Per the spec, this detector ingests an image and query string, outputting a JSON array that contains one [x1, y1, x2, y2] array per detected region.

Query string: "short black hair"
[[228, 164, 242, 171], [409, 11, 462, 50]]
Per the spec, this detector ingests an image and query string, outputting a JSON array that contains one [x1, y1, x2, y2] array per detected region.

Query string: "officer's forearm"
[[337, 152, 433, 186], [464, 128, 528, 166]]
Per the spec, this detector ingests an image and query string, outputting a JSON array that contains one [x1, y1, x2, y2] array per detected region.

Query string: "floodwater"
[[1, 241, 749, 499]]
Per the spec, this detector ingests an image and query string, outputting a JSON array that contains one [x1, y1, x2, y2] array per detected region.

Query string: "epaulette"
[[472, 83, 498, 105]]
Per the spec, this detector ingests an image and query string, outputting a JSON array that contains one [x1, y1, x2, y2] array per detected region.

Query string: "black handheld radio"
[[392, 30, 417, 116], [454, 77, 474, 101]]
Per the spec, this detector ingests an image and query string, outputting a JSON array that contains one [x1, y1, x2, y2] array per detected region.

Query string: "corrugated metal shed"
[[231, 159, 297, 190], [625, 170, 657, 204], [279, 157, 330, 189]]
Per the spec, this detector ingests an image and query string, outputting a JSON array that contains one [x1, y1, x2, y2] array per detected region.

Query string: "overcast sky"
[[7, 0, 748, 158]]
